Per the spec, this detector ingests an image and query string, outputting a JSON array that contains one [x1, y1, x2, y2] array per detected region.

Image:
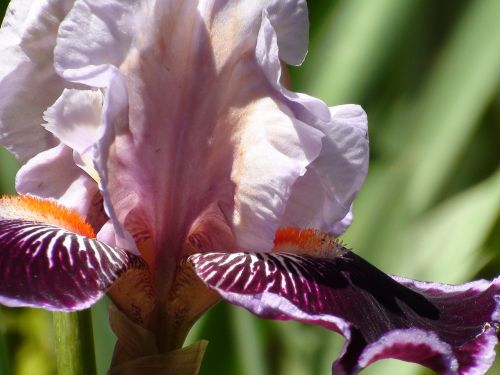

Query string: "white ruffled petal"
[[53, 0, 138, 251], [0, 0, 75, 162], [51, 0, 326, 257], [15, 143, 99, 217], [316, 104, 369, 210], [255, 10, 331, 125], [254, 12, 369, 235], [46, 0, 366, 257], [42, 88, 103, 181], [332, 207, 353, 237], [53, 0, 144, 77], [198, 0, 308, 67], [265, 0, 308, 65], [232, 98, 323, 250], [43, 89, 102, 155], [281, 105, 369, 235]]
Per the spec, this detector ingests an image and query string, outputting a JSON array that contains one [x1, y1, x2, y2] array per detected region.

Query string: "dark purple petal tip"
[[0, 219, 138, 311], [189, 251, 499, 375]]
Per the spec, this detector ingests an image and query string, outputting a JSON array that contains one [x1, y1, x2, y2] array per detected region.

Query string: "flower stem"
[[0, 332, 11, 375], [53, 310, 97, 375], [0, 307, 11, 375]]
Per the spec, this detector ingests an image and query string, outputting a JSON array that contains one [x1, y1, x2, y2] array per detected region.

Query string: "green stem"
[[0, 324, 11, 375], [0, 307, 11, 375], [53, 310, 97, 375]]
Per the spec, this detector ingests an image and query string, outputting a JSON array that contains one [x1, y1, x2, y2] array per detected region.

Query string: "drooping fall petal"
[[188, 250, 499, 375], [0, 196, 138, 311]]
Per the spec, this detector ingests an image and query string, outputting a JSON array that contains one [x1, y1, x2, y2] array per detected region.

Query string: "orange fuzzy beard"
[[0, 195, 95, 238], [273, 227, 341, 257]]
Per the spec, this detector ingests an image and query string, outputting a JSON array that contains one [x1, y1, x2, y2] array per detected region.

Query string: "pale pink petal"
[[15, 143, 99, 218], [281, 105, 369, 235], [254, 13, 366, 236], [255, 12, 331, 125], [321, 105, 369, 208], [54, 0, 142, 252], [0, 0, 75, 162], [332, 207, 353, 237], [42, 88, 103, 180], [65, 67, 136, 252], [198, 0, 308, 67], [265, 0, 308, 66], [231, 99, 323, 250], [0, 0, 102, 227], [53, 0, 327, 260], [53, 0, 143, 76], [43, 88, 102, 155], [54, 0, 309, 84], [97, 220, 124, 249], [110, 2, 323, 257]]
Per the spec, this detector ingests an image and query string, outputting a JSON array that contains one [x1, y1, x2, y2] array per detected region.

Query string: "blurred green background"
[[1, 0, 499, 374]]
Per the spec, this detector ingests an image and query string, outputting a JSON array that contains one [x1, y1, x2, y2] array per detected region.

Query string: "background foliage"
[[0, 0, 499, 374]]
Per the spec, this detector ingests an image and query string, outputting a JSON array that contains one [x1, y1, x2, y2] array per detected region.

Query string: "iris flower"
[[0, 1, 498, 374]]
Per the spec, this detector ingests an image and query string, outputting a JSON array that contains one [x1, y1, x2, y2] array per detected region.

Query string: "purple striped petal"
[[0, 218, 139, 311], [189, 250, 499, 375]]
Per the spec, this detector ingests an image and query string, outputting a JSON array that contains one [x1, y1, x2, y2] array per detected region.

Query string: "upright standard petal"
[[42, 88, 103, 180], [54, 0, 140, 251], [15, 144, 101, 220], [53, 0, 327, 265], [282, 105, 369, 235], [255, 12, 369, 234], [0, 0, 110, 230], [189, 229, 499, 375], [0, 195, 140, 311], [0, 0, 75, 162]]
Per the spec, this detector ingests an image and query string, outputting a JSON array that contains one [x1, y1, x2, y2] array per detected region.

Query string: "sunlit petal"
[[282, 105, 369, 234], [42, 88, 103, 181], [0, 0, 75, 162], [255, 11, 331, 124], [15, 143, 99, 217], [54, 0, 328, 260]]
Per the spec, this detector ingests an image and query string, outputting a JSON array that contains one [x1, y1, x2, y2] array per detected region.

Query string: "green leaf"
[[300, 0, 420, 104], [0, 148, 19, 194], [405, 0, 500, 212], [230, 307, 268, 375], [196, 303, 240, 375], [0, 308, 12, 375], [408, 167, 500, 282], [92, 298, 116, 375]]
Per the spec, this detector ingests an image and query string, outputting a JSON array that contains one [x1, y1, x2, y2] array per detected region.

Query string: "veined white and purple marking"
[[189, 251, 499, 375], [0, 219, 134, 311]]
